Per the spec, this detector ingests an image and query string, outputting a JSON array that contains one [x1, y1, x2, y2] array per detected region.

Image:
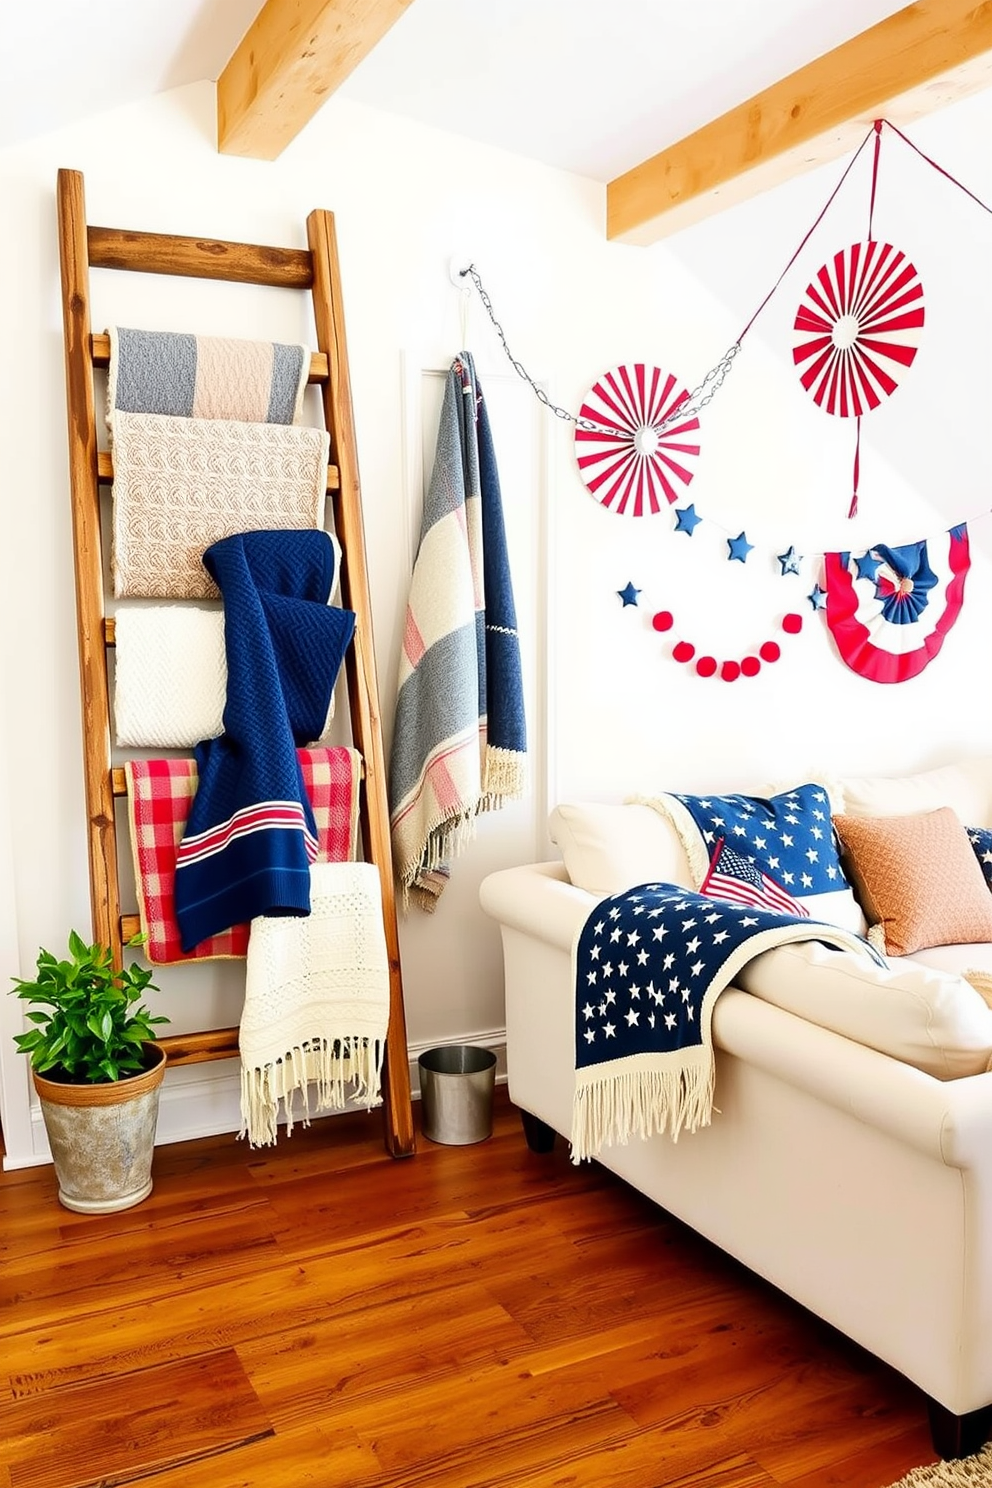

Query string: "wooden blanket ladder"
[[55, 167, 415, 1158]]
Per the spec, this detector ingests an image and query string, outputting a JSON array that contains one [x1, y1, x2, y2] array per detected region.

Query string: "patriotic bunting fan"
[[574, 363, 701, 517], [822, 526, 970, 684], [793, 241, 925, 417]]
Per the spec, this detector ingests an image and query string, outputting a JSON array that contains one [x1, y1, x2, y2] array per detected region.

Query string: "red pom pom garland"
[[650, 610, 803, 680]]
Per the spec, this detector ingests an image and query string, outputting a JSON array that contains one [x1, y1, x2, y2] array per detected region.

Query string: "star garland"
[[673, 503, 825, 611]]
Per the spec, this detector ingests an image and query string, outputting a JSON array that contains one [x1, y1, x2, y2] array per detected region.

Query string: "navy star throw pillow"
[[652, 782, 866, 934], [967, 826, 992, 891]]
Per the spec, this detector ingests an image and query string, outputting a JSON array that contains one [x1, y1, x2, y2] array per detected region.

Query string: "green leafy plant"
[[10, 931, 169, 1083]]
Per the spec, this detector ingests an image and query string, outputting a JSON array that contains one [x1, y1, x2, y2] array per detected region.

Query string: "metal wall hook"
[[448, 256, 474, 289]]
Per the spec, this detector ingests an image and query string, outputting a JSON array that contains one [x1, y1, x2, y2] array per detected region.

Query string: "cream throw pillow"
[[549, 801, 692, 896], [832, 807, 992, 957], [831, 756, 992, 827]]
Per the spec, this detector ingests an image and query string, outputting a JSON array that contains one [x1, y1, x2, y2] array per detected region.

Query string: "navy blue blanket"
[[472, 358, 526, 766], [571, 882, 882, 1161], [174, 529, 355, 949]]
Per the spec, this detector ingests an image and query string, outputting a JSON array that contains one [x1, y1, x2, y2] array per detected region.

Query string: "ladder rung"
[[88, 225, 313, 289], [96, 448, 339, 491], [119, 920, 244, 1013], [89, 334, 329, 384], [156, 1027, 241, 1066]]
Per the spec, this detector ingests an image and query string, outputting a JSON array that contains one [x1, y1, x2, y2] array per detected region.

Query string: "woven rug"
[[888, 1446, 992, 1485]]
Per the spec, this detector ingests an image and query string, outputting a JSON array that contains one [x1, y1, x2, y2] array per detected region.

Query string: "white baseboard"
[[5, 1030, 508, 1170]]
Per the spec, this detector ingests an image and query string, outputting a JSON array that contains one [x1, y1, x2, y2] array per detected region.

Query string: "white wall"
[[2, 79, 991, 1164], [549, 94, 992, 799]]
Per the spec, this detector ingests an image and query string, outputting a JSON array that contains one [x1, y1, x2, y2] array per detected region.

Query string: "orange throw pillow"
[[832, 807, 992, 956]]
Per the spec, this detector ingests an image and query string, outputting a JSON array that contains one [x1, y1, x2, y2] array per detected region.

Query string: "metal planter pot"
[[33, 1043, 167, 1214]]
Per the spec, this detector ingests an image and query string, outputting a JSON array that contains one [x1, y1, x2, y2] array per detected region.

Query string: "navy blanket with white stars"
[[570, 882, 882, 1162]]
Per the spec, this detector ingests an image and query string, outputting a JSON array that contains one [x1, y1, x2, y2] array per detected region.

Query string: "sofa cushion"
[[912, 941, 992, 979], [908, 943, 992, 1011], [831, 755, 992, 829], [735, 937, 992, 1079], [832, 807, 992, 956], [549, 801, 692, 897], [641, 784, 865, 934]]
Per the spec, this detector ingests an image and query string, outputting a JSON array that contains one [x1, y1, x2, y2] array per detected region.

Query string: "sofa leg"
[[927, 1397, 992, 1459], [520, 1110, 557, 1153]]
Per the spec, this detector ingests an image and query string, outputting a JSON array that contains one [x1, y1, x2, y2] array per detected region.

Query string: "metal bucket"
[[418, 1044, 496, 1145]]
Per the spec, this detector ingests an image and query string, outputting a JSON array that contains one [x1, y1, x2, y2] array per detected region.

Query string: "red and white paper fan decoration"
[[574, 363, 701, 516], [792, 241, 925, 416]]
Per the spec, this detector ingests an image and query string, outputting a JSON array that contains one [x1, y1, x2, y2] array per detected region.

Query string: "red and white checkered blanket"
[[125, 747, 361, 964]]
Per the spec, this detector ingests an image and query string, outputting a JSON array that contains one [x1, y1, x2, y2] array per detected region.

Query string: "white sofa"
[[480, 757, 992, 1459]]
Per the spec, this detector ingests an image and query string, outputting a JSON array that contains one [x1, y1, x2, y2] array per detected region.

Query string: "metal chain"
[[460, 263, 741, 433]]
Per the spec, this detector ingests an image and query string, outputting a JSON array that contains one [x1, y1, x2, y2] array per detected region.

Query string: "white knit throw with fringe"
[[240, 861, 389, 1147]]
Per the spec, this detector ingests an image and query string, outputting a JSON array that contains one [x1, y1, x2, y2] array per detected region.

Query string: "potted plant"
[[10, 930, 169, 1214]]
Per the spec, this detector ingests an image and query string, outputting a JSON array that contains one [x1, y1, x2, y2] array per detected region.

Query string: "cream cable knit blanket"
[[240, 861, 389, 1147], [110, 412, 329, 599]]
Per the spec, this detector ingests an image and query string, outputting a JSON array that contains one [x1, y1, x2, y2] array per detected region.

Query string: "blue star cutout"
[[727, 532, 753, 563], [674, 503, 701, 535], [777, 545, 802, 576], [855, 550, 882, 581], [617, 581, 641, 607], [808, 584, 828, 611]]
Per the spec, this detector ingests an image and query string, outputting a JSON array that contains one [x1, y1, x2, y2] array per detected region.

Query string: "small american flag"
[[701, 837, 809, 918]]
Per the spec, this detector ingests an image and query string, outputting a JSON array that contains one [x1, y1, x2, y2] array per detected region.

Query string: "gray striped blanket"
[[107, 326, 310, 425], [389, 353, 526, 911]]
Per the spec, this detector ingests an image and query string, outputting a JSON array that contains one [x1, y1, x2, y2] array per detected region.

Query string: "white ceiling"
[[1, 0, 912, 179]]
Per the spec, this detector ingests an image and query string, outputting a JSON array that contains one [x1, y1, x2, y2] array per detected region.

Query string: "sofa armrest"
[[479, 861, 596, 953]]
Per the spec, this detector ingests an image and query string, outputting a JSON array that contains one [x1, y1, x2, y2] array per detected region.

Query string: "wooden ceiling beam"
[[607, 0, 992, 245], [217, 0, 415, 161]]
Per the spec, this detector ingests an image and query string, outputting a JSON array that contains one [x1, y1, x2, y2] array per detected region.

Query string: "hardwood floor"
[[0, 1087, 938, 1488]]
